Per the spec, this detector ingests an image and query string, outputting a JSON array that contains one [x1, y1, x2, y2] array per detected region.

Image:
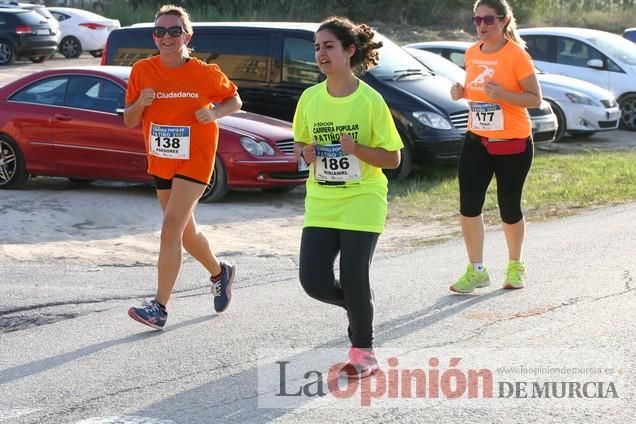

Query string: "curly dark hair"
[[316, 16, 383, 75]]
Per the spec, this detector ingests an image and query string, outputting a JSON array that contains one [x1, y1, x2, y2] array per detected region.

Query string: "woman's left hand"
[[195, 108, 217, 124], [484, 81, 504, 100], [339, 133, 358, 155]]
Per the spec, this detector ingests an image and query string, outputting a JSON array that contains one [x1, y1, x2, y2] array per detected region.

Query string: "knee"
[[500, 207, 523, 224], [160, 215, 184, 245], [299, 267, 327, 300]]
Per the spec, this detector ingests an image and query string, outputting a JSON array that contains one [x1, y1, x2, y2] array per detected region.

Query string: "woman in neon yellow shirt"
[[293, 16, 403, 378]]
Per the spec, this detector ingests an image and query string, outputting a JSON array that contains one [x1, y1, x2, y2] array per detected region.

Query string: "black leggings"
[[299, 227, 379, 349], [458, 134, 534, 224]]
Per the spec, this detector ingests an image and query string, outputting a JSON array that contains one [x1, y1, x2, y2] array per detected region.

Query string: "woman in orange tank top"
[[449, 0, 541, 294]]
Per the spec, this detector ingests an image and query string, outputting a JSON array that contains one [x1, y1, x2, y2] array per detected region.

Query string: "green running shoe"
[[503, 260, 525, 289], [449, 264, 490, 294]]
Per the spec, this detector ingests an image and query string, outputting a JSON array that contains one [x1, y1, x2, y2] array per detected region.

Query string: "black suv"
[[0, 8, 57, 64], [103, 22, 470, 179]]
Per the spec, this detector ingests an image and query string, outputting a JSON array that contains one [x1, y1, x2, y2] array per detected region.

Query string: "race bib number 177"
[[469, 102, 504, 131]]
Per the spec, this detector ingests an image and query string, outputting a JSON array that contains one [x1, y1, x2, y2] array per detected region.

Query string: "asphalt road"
[[1, 202, 635, 423]]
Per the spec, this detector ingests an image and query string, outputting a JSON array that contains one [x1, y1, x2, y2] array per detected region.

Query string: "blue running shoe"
[[128, 300, 167, 330], [211, 262, 235, 313]]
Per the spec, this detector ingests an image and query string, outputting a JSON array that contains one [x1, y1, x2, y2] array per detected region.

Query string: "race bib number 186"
[[314, 144, 361, 183]]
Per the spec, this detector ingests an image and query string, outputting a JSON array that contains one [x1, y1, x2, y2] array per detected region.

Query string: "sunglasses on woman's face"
[[153, 26, 184, 38], [472, 15, 505, 26]]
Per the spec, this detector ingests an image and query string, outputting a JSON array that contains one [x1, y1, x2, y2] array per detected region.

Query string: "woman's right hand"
[[450, 83, 464, 101], [138, 88, 155, 107]]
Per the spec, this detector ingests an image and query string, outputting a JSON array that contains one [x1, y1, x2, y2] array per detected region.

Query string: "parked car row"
[[406, 27, 635, 134], [0, 2, 118, 63], [404, 40, 622, 142], [0, 66, 307, 201]]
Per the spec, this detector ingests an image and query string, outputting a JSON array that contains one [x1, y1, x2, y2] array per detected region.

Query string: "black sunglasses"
[[472, 15, 505, 26], [153, 26, 184, 38]]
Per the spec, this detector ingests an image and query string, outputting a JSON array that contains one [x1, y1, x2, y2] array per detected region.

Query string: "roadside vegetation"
[[387, 150, 636, 227], [107, 0, 635, 38]]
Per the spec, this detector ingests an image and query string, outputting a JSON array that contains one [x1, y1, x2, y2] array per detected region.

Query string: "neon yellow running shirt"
[[293, 80, 403, 233]]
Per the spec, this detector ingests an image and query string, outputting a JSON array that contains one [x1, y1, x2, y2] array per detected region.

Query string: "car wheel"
[[29, 56, 46, 63], [619, 93, 636, 131], [89, 50, 103, 57], [547, 101, 566, 142], [199, 156, 227, 202], [567, 130, 597, 138], [0, 136, 29, 189], [60, 36, 82, 59], [0, 40, 16, 65], [383, 130, 412, 181]]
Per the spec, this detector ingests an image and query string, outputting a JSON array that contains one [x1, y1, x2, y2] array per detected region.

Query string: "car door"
[[50, 75, 147, 181], [269, 34, 321, 121], [5, 76, 66, 174], [530, 36, 611, 89]]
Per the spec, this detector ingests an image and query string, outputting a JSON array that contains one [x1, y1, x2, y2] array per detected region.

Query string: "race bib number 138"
[[149, 122, 191, 159]]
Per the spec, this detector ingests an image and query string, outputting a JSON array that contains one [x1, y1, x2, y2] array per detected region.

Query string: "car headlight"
[[565, 93, 596, 106], [412, 111, 452, 129], [239, 137, 275, 156]]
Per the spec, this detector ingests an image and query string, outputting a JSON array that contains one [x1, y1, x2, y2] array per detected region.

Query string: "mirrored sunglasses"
[[472, 15, 505, 26], [153, 26, 184, 38]]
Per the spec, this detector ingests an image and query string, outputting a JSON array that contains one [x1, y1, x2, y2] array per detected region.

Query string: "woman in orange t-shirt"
[[449, 0, 541, 294], [124, 5, 242, 330]]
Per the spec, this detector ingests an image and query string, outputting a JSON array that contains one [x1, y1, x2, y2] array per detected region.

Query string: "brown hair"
[[473, 0, 525, 48], [316, 16, 383, 75], [155, 4, 193, 36]]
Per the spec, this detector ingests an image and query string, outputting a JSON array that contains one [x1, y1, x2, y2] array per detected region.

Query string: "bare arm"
[[484, 73, 542, 108], [123, 88, 154, 128], [195, 93, 243, 123], [340, 133, 401, 169]]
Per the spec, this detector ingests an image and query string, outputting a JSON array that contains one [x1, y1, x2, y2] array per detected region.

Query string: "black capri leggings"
[[458, 133, 534, 224], [299, 227, 379, 349]]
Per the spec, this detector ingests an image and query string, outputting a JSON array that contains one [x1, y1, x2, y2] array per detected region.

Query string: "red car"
[[0, 66, 307, 201]]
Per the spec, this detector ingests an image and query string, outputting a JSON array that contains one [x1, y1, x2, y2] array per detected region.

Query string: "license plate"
[[608, 110, 621, 120], [36, 29, 49, 35], [297, 159, 309, 172]]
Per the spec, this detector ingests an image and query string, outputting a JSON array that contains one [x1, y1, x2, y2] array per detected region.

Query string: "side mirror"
[[586, 59, 604, 69]]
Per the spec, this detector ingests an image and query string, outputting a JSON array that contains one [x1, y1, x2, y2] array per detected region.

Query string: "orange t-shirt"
[[464, 40, 535, 139], [126, 56, 238, 183]]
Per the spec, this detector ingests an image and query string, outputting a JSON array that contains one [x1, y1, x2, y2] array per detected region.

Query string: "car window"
[[282, 37, 320, 84], [589, 34, 636, 66], [556, 37, 603, 67], [448, 51, 465, 68], [189, 33, 270, 82], [525, 36, 553, 62], [10, 77, 68, 105], [66, 76, 122, 113], [369, 35, 432, 80], [50, 11, 69, 21]]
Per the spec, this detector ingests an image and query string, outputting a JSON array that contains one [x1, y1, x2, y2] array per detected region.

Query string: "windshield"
[[414, 51, 466, 84], [589, 33, 636, 66], [370, 35, 433, 80]]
